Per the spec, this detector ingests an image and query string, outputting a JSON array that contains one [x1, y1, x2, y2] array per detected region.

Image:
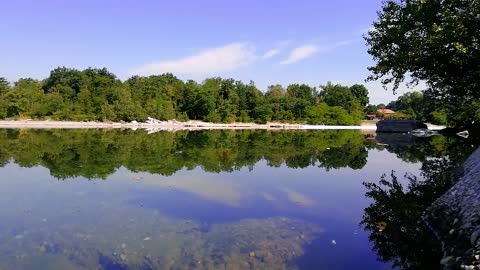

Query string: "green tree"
[[350, 84, 370, 109], [4, 79, 45, 118], [430, 109, 447, 125], [43, 67, 87, 99], [0, 100, 8, 119], [0, 78, 8, 119], [44, 93, 67, 119], [252, 101, 272, 124], [387, 92, 426, 120], [318, 83, 365, 123], [265, 84, 286, 99], [307, 103, 356, 125], [182, 80, 202, 119], [266, 85, 290, 121], [286, 84, 316, 105], [0, 77, 9, 97], [82, 67, 121, 118], [319, 82, 356, 111], [284, 84, 316, 120], [366, 0, 480, 129], [114, 86, 144, 121]]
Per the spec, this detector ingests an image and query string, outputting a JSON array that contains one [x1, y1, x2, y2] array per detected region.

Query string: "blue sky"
[[0, 0, 421, 104]]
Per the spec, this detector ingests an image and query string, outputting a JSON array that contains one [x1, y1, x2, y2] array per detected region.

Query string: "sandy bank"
[[0, 120, 378, 131]]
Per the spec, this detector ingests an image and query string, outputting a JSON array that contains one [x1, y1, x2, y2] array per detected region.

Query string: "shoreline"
[[0, 120, 379, 131], [425, 147, 480, 268]]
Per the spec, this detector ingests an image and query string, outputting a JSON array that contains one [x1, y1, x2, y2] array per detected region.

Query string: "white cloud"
[[335, 39, 356, 47], [129, 43, 256, 76], [262, 49, 280, 59], [280, 45, 320, 65], [262, 40, 291, 60]]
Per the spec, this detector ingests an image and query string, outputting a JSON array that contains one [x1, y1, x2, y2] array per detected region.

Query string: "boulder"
[[425, 147, 480, 269]]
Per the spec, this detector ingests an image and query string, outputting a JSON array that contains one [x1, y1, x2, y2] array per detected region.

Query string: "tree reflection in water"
[[0, 128, 369, 179], [362, 134, 478, 270]]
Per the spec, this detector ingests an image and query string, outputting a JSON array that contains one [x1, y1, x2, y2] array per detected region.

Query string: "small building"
[[366, 114, 377, 120], [377, 109, 396, 119]]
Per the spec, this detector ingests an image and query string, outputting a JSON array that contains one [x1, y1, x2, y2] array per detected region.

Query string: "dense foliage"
[[0, 68, 369, 125], [384, 91, 448, 124], [366, 0, 480, 129]]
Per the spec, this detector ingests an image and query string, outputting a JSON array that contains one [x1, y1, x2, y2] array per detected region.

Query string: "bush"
[[307, 103, 356, 125], [430, 110, 447, 125]]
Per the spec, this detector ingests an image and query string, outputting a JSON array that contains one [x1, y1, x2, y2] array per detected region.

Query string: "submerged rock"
[[120, 254, 127, 261]]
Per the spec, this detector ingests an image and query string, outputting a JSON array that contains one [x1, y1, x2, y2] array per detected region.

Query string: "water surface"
[[0, 129, 473, 269]]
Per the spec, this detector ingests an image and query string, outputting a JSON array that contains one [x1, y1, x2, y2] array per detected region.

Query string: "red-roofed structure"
[[377, 109, 395, 115]]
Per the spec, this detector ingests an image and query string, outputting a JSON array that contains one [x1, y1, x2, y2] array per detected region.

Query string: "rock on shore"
[[425, 147, 480, 269]]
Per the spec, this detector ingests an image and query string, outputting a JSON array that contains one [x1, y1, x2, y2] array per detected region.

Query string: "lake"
[[0, 129, 475, 270]]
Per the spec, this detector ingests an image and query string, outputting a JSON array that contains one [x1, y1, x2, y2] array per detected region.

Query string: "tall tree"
[[319, 82, 357, 112], [350, 84, 369, 108], [0, 77, 9, 97], [0, 77, 9, 119], [366, 0, 480, 128], [43, 67, 87, 99]]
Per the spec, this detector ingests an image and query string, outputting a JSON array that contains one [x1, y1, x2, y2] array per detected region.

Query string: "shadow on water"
[[360, 133, 479, 270], [98, 254, 128, 270], [98, 254, 154, 270]]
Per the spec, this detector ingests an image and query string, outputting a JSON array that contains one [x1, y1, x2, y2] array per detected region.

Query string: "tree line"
[[0, 67, 369, 125]]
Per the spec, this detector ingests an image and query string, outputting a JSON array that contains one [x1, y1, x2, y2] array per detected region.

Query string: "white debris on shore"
[[0, 118, 379, 131]]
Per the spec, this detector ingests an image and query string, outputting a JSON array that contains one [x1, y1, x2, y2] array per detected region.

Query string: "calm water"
[[0, 129, 474, 270]]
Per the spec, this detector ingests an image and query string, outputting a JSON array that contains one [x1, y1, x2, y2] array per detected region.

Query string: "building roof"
[[377, 109, 395, 114]]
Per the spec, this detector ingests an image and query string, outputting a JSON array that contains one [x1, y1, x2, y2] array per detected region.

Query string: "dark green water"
[[0, 129, 475, 270]]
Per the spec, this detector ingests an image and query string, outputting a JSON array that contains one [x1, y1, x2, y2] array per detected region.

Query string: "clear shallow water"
[[0, 129, 470, 270]]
